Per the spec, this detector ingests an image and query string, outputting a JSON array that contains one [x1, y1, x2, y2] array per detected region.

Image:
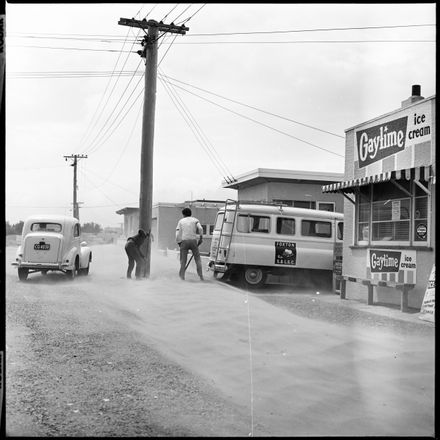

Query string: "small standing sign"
[[419, 264, 435, 323]]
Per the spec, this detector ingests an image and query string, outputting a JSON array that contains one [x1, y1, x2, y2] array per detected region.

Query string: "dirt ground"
[[5, 243, 435, 437]]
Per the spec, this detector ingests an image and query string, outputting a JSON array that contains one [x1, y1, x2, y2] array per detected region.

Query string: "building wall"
[[154, 203, 223, 254], [237, 183, 269, 201], [237, 181, 344, 212], [342, 96, 435, 309], [124, 212, 139, 238]]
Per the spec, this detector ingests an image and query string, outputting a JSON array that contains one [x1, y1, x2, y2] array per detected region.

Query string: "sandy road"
[[5, 243, 435, 436]]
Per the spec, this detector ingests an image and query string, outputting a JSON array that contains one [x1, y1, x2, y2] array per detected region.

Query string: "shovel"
[[185, 241, 202, 270]]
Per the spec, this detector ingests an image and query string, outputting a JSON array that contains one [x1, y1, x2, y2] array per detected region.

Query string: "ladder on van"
[[213, 199, 239, 272]]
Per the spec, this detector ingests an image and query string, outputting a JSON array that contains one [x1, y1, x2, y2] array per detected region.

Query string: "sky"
[[4, 2, 436, 228]]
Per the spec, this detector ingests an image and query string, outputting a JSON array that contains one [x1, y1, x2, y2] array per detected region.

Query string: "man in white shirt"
[[175, 207, 204, 281]]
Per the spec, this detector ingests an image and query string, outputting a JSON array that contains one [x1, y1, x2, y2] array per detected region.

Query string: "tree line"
[[6, 221, 103, 235]]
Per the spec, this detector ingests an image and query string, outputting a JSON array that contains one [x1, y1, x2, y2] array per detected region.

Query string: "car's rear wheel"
[[79, 263, 90, 276], [18, 268, 29, 281], [66, 258, 79, 279]]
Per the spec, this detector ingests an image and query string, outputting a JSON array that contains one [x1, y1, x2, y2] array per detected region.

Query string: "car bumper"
[[11, 262, 65, 270], [208, 261, 228, 273]]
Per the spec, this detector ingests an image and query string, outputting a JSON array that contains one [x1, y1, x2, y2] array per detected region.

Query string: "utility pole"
[[118, 17, 189, 278], [64, 154, 87, 220]]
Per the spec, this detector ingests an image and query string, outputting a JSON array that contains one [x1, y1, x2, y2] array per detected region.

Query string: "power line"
[[159, 73, 344, 139], [93, 98, 143, 188], [158, 34, 179, 66], [83, 61, 144, 154], [171, 4, 193, 23], [187, 23, 435, 36], [9, 39, 434, 52], [161, 4, 180, 22], [79, 26, 137, 150], [178, 4, 207, 25], [8, 23, 434, 40], [162, 78, 344, 158], [86, 82, 145, 156], [79, 168, 121, 206], [159, 69, 236, 183], [8, 44, 136, 52], [163, 39, 435, 44]]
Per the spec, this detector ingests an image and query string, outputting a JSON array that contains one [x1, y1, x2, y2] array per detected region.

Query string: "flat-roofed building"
[[223, 168, 344, 212]]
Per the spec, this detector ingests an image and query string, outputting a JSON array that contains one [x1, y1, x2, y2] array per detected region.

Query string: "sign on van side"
[[275, 241, 296, 266]]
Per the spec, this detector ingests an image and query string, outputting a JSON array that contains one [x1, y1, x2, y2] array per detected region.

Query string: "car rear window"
[[31, 223, 62, 233]]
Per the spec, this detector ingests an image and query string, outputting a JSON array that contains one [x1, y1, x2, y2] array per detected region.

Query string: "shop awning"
[[322, 165, 434, 193]]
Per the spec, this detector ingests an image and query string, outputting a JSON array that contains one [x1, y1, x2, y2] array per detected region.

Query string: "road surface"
[[5, 243, 435, 436]]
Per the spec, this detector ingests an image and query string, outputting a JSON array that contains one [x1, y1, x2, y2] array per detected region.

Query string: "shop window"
[[201, 224, 213, 236], [318, 202, 335, 212], [276, 217, 295, 235], [273, 199, 293, 206], [301, 220, 331, 238], [355, 180, 429, 246], [294, 200, 316, 209], [237, 214, 271, 233]]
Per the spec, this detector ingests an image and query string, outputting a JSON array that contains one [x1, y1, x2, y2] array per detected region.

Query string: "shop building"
[[322, 85, 435, 309], [116, 200, 224, 254], [223, 168, 344, 212]]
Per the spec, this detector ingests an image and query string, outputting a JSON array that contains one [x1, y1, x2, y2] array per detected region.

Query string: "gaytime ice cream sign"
[[355, 104, 432, 169], [367, 249, 417, 283]]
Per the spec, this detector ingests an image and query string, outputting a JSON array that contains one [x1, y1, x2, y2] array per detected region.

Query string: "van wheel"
[[242, 267, 266, 288], [213, 271, 224, 280], [18, 268, 29, 281]]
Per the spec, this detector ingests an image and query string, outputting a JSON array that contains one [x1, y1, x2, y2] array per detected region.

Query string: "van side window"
[[237, 214, 270, 233], [301, 220, 331, 238], [276, 217, 295, 235], [214, 213, 225, 231], [337, 222, 344, 240]]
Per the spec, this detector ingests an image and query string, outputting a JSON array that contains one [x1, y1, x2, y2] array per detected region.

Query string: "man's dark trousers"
[[125, 240, 144, 278]]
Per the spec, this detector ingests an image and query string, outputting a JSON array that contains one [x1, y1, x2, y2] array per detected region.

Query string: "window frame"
[[31, 222, 62, 233], [354, 180, 431, 247], [300, 219, 332, 239], [317, 201, 335, 212], [293, 200, 316, 210], [74, 223, 80, 237], [276, 217, 296, 235], [236, 214, 271, 234]]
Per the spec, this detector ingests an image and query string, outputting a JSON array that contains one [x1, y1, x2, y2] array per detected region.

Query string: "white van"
[[208, 201, 343, 288]]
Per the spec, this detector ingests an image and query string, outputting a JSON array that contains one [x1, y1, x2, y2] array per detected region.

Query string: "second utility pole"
[[64, 154, 87, 220], [118, 17, 189, 278]]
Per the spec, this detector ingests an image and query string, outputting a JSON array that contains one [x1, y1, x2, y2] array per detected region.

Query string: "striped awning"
[[322, 165, 434, 193]]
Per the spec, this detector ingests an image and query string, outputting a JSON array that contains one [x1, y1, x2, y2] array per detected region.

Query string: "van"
[[208, 200, 344, 288]]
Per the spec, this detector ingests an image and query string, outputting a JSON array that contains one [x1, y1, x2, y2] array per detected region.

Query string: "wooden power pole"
[[118, 17, 189, 278], [64, 154, 87, 220]]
